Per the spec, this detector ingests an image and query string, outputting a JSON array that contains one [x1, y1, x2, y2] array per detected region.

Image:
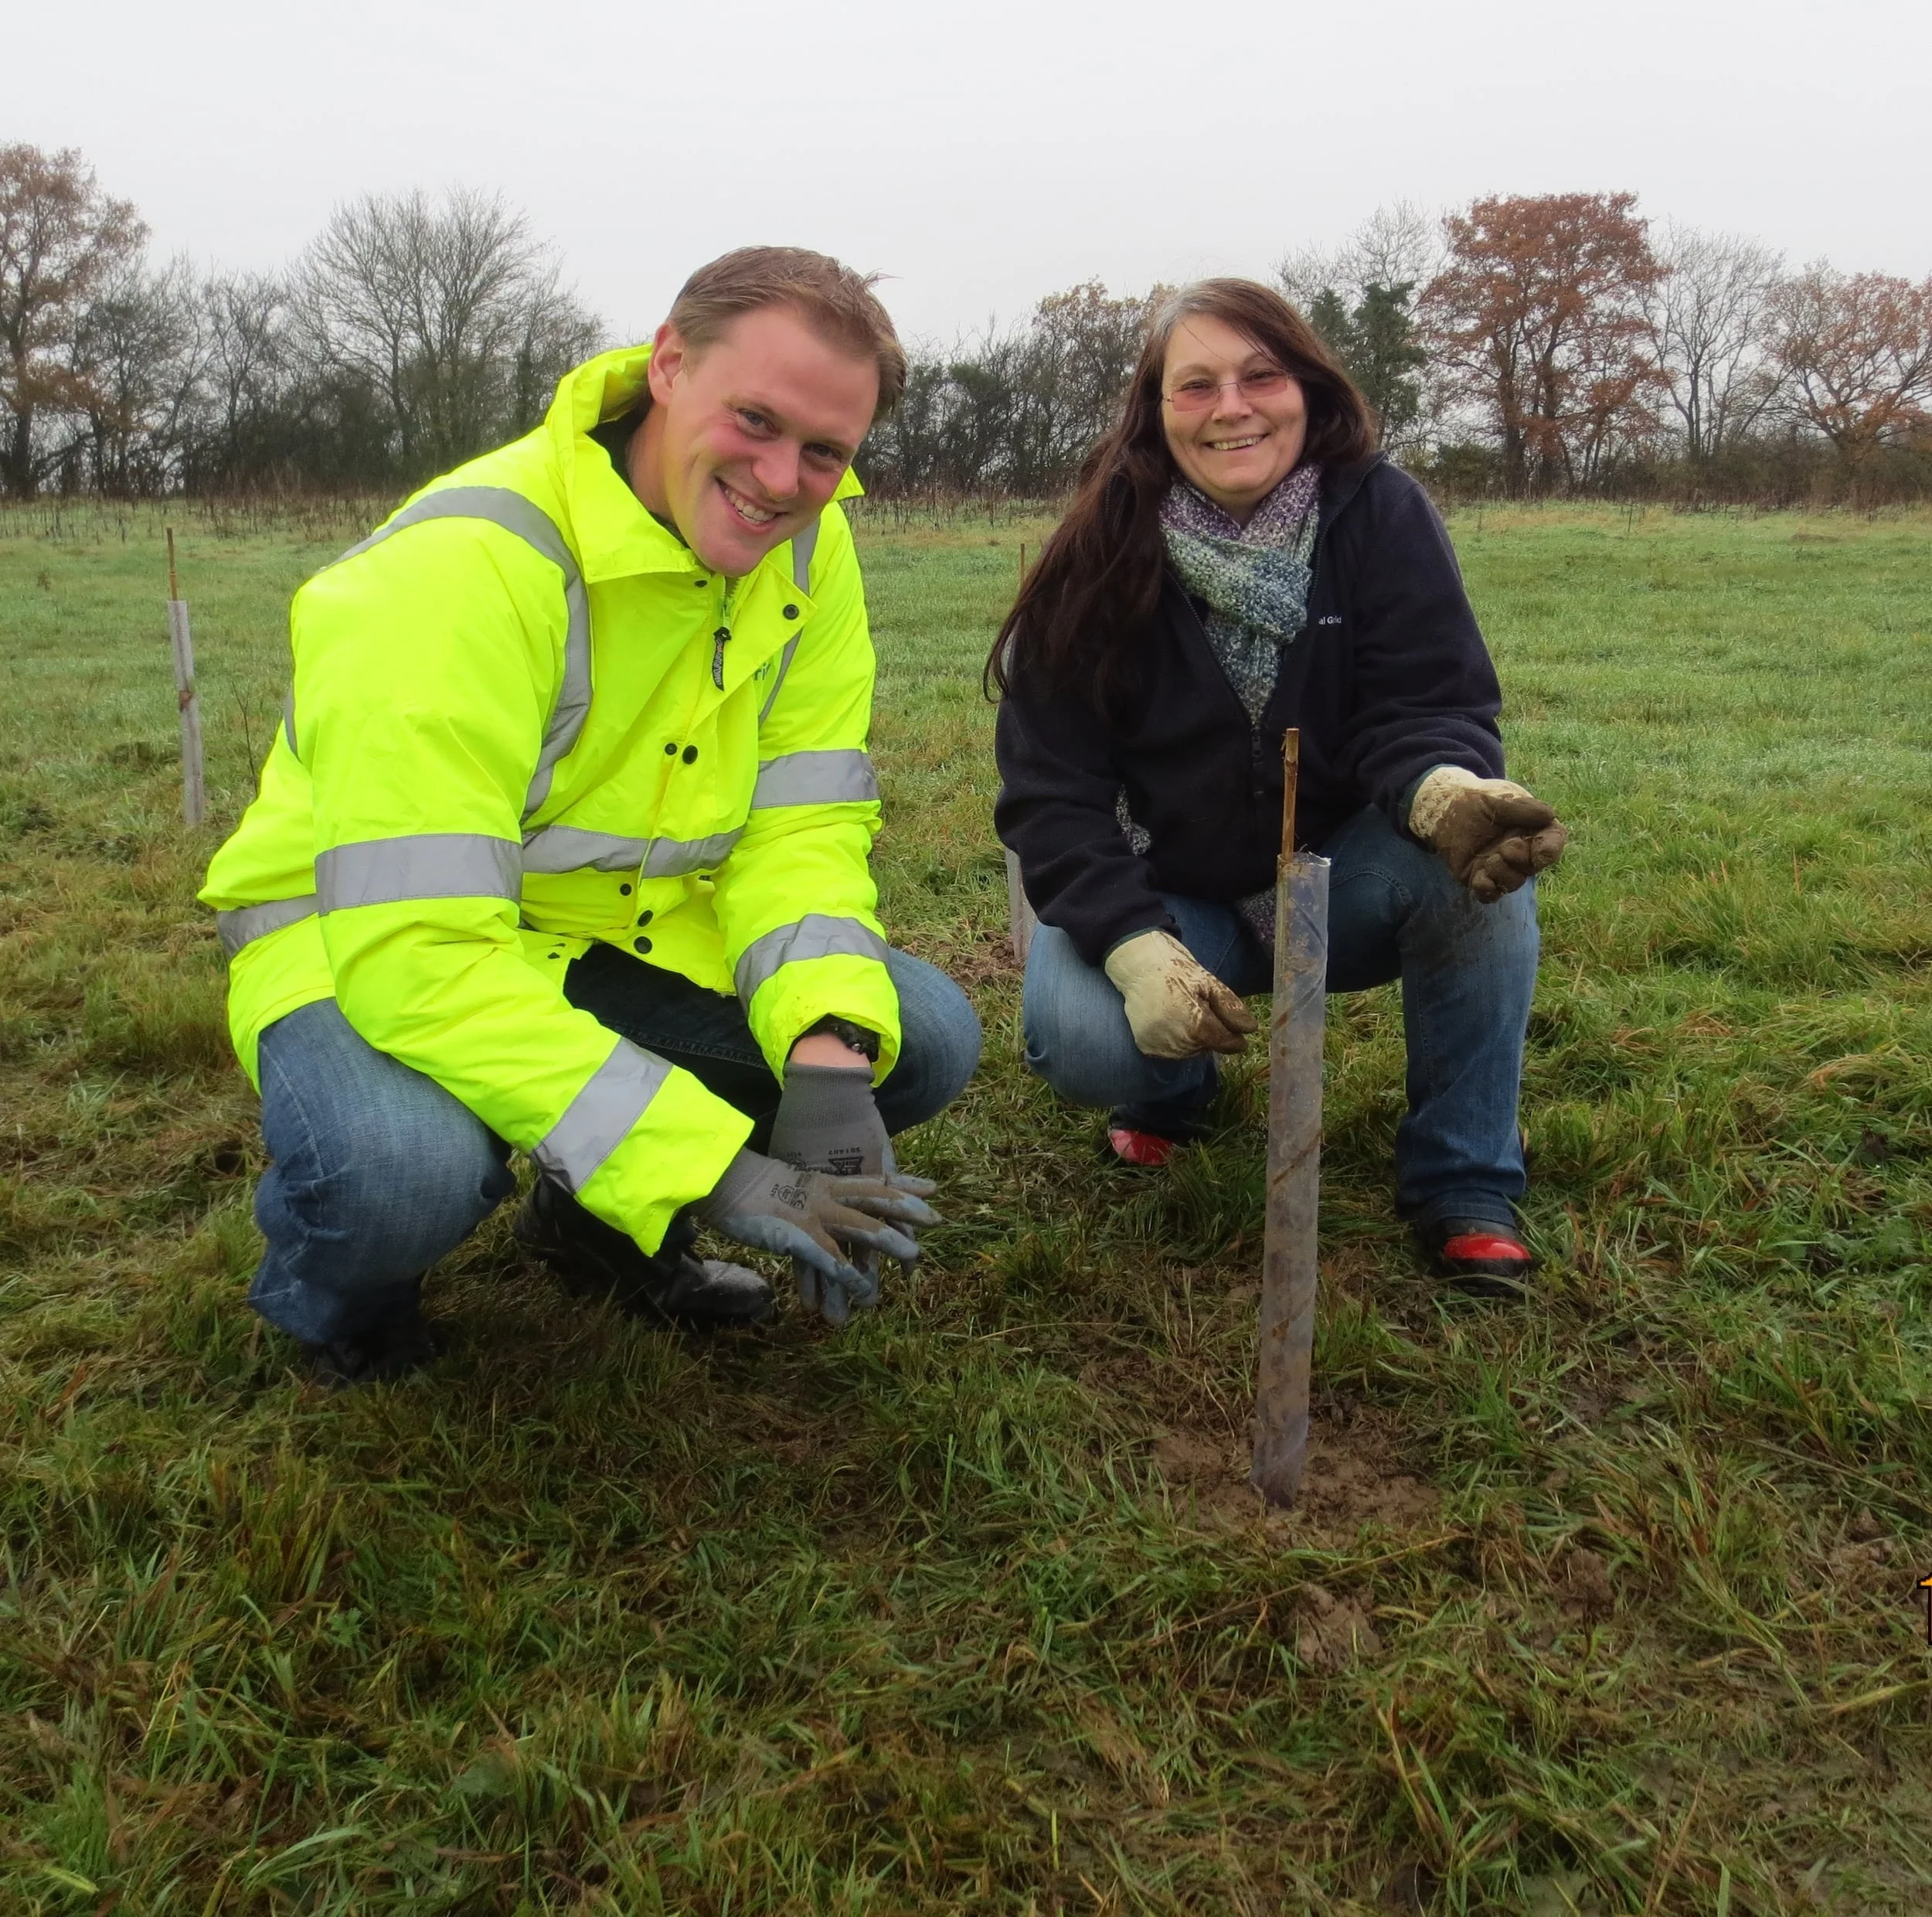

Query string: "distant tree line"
[[1, 144, 599, 499], [1284, 197, 1932, 502], [4, 141, 1928, 504]]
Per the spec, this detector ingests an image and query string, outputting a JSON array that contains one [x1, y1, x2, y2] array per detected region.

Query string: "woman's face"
[[1159, 313, 1308, 522]]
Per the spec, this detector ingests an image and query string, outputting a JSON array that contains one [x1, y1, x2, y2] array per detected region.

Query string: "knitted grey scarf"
[[1160, 464, 1322, 724], [1133, 465, 1323, 945]]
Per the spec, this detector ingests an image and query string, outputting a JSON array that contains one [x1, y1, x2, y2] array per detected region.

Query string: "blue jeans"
[[247, 947, 982, 1345], [1022, 805, 1538, 1228]]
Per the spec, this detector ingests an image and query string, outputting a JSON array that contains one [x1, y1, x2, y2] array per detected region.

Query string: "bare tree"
[[194, 269, 291, 484], [1007, 282, 1157, 493], [70, 254, 206, 493], [1278, 202, 1440, 312], [291, 186, 600, 476], [1767, 264, 1932, 468], [1280, 205, 1440, 453], [1648, 223, 1784, 463], [0, 143, 146, 497]]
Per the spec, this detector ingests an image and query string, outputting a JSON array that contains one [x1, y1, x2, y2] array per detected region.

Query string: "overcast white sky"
[[15, 0, 1930, 346]]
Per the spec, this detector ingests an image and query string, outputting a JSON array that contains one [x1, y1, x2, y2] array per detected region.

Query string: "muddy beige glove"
[[1410, 765, 1567, 904], [1104, 929, 1257, 1060]]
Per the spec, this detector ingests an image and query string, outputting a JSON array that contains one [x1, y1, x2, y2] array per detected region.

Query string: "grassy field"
[[2, 495, 1930, 1915]]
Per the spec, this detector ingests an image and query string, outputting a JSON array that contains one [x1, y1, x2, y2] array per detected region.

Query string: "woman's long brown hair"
[[987, 278, 1377, 714]]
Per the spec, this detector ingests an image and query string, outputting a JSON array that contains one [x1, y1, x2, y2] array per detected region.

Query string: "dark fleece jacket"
[[994, 455, 1507, 965]]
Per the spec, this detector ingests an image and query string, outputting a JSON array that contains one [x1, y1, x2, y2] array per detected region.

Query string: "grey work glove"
[[768, 1063, 898, 1323], [1103, 928, 1258, 1060], [693, 1148, 937, 1320], [1409, 765, 1568, 904]]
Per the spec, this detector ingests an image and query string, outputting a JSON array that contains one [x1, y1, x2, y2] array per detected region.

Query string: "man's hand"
[[769, 1061, 899, 1323], [1410, 766, 1567, 904], [693, 1149, 937, 1323], [1103, 928, 1258, 1060]]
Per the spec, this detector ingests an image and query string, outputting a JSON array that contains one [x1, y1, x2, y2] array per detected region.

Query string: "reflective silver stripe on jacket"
[[315, 833, 522, 911], [216, 894, 318, 960], [734, 913, 889, 1006], [754, 519, 820, 724], [519, 825, 745, 877], [751, 748, 878, 809], [758, 637, 801, 724], [790, 517, 818, 594], [333, 485, 591, 819], [234, 506, 830, 958], [531, 1037, 672, 1191]]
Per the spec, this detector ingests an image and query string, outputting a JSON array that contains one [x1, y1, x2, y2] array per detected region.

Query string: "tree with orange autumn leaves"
[[1768, 265, 1932, 468], [1419, 192, 1668, 495]]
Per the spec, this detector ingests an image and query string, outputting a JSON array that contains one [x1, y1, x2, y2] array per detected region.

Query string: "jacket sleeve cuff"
[[573, 1071, 753, 1255], [1081, 903, 1179, 970]]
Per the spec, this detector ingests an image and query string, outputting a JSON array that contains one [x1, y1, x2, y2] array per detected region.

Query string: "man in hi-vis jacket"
[[201, 247, 980, 1384]]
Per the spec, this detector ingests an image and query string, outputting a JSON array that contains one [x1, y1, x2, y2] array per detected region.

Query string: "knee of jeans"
[[1406, 869, 1540, 969], [879, 965, 982, 1130], [1023, 1013, 1150, 1108], [297, 1101, 510, 1268], [922, 990, 983, 1109]]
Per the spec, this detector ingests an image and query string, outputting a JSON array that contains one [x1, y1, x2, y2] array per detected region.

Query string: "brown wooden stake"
[[1250, 727, 1330, 1507], [165, 527, 206, 826]]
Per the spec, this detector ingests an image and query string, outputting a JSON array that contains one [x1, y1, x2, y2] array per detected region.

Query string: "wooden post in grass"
[[165, 529, 206, 826], [1250, 728, 1330, 1507], [1005, 849, 1037, 965], [1000, 569, 1038, 966]]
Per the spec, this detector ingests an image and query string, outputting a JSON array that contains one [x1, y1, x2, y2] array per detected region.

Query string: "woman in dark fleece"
[[992, 278, 1566, 1294]]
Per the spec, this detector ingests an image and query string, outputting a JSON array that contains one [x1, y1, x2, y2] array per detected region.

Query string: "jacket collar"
[[545, 343, 862, 587], [1315, 451, 1385, 540]]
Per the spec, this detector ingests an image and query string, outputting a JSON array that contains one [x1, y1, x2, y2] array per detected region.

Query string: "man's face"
[[634, 305, 879, 576]]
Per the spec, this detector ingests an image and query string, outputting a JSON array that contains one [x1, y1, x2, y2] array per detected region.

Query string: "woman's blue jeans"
[[1022, 805, 1538, 1229], [246, 948, 982, 1346]]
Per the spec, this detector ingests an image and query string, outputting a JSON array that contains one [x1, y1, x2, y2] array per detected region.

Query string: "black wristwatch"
[[802, 1015, 881, 1061]]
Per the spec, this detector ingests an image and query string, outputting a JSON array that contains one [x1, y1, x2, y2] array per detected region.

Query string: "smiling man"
[[201, 247, 981, 1384]]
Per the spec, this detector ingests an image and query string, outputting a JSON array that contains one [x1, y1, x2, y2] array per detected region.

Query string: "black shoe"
[[1417, 1217, 1536, 1300], [302, 1313, 440, 1388], [514, 1177, 774, 1330]]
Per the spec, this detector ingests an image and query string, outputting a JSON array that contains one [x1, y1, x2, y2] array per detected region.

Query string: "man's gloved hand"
[[1104, 928, 1258, 1061], [1410, 765, 1568, 904], [770, 1062, 889, 1181], [768, 1063, 897, 1324], [693, 1148, 937, 1323]]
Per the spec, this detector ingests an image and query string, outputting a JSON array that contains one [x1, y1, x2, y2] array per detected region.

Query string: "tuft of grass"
[[1, 499, 1930, 1912]]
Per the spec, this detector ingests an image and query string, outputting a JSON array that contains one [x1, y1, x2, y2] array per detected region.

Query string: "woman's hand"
[[1410, 766, 1567, 903], [1104, 929, 1257, 1059]]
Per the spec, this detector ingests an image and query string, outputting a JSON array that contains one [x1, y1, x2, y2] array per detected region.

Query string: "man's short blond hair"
[[668, 246, 906, 417]]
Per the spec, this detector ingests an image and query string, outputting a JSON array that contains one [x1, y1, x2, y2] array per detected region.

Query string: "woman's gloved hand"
[[1410, 765, 1568, 904], [768, 1062, 897, 1323], [693, 1148, 937, 1323], [1103, 928, 1257, 1060]]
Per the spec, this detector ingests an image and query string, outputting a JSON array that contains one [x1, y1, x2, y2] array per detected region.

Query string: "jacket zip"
[[711, 577, 743, 689]]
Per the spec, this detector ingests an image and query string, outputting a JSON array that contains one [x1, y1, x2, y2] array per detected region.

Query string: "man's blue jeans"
[[1021, 805, 1538, 1229], [247, 947, 982, 1346]]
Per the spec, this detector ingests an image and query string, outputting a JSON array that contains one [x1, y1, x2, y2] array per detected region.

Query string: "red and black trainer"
[[1420, 1218, 1536, 1299], [1106, 1125, 1182, 1168]]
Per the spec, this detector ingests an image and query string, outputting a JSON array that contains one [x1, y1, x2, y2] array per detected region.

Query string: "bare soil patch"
[[1152, 1403, 1442, 1544]]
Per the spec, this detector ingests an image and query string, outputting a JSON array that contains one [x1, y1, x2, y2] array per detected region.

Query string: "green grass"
[[2, 494, 1930, 1915]]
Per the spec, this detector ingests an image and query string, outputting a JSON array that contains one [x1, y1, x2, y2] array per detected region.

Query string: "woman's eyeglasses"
[[1163, 369, 1291, 412]]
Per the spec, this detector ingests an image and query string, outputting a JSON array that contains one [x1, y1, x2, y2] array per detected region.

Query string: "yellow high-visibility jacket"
[[200, 344, 900, 1255]]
